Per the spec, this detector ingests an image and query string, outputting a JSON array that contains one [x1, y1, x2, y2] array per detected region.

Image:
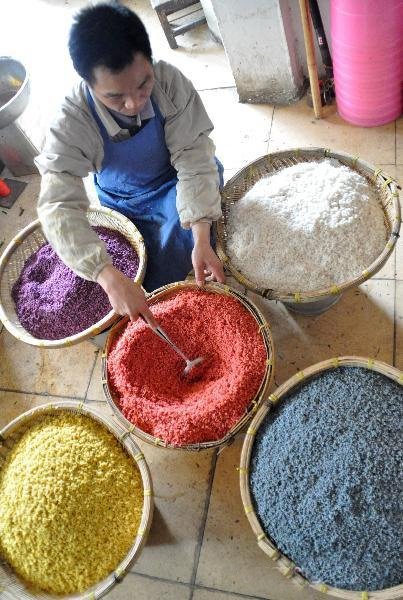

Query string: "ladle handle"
[[139, 313, 189, 363]]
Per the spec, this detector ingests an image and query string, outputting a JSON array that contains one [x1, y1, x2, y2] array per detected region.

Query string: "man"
[[36, 2, 225, 323]]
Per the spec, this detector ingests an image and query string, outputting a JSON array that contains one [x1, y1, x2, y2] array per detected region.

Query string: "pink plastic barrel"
[[331, 0, 403, 127]]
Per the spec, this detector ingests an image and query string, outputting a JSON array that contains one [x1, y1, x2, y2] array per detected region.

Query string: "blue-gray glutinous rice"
[[250, 367, 402, 590]]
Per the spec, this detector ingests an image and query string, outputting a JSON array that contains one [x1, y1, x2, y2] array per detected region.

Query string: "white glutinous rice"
[[226, 160, 387, 291]]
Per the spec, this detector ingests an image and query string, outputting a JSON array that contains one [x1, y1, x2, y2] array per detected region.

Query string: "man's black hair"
[[68, 2, 152, 84]]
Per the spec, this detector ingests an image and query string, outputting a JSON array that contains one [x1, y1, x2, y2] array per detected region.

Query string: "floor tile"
[[396, 116, 403, 164], [200, 88, 273, 171], [0, 330, 97, 397], [223, 274, 247, 295], [370, 164, 402, 280], [269, 98, 396, 165], [105, 573, 190, 600], [377, 164, 403, 281], [0, 390, 62, 429], [129, 444, 215, 584], [193, 589, 264, 600], [86, 351, 104, 401], [395, 240, 402, 281], [396, 281, 403, 371], [378, 164, 403, 186], [196, 437, 323, 600], [85, 399, 115, 418], [246, 279, 395, 385], [124, 0, 235, 91], [223, 169, 240, 184], [0, 175, 40, 252], [371, 251, 395, 280]]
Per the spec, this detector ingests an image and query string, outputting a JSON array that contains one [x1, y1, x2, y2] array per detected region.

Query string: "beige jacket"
[[35, 60, 221, 281]]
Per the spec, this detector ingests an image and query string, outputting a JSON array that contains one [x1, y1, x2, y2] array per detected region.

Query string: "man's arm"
[[153, 62, 225, 284], [191, 221, 225, 286], [35, 90, 155, 322], [154, 61, 222, 228], [37, 171, 111, 281]]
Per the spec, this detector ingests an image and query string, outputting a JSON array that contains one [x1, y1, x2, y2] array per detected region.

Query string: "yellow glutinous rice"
[[0, 413, 143, 594]]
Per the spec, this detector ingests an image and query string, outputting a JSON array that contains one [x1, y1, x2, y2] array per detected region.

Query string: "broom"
[[298, 0, 322, 118]]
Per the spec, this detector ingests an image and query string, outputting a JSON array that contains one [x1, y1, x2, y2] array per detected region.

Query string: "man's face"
[[91, 52, 155, 116]]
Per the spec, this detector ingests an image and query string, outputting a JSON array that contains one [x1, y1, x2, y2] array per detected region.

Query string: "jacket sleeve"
[[156, 62, 222, 229], [35, 94, 111, 282], [37, 172, 111, 281]]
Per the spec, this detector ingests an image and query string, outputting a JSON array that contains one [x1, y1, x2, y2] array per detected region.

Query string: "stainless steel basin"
[[0, 56, 37, 175], [0, 57, 30, 129]]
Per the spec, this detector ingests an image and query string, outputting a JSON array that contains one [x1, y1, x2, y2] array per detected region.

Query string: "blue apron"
[[87, 92, 223, 292]]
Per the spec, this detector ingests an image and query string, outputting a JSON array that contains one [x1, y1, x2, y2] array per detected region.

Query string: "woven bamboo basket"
[[240, 356, 403, 599], [0, 400, 153, 600], [215, 148, 401, 308], [0, 207, 147, 348], [102, 280, 275, 451]]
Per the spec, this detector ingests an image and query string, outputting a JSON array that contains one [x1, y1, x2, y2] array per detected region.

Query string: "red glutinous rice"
[[107, 290, 266, 446]]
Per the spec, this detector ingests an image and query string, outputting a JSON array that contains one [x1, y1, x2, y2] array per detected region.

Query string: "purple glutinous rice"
[[12, 227, 139, 340]]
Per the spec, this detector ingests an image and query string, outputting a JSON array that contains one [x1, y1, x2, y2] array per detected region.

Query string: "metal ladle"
[[140, 315, 204, 377]]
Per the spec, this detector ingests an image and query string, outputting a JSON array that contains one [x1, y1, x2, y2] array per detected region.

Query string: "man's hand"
[[97, 264, 157, 326], [191, 222, 225, 287]]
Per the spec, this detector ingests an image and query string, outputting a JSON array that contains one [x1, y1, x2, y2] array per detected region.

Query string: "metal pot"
[[0, 56, 38, 175], [0, 57, 30, 129]]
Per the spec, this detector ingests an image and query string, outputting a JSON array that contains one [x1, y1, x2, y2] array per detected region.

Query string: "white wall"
[[209, 0, 304, 104], [204, 0, 332, 103], [199, 0, 223, 44]]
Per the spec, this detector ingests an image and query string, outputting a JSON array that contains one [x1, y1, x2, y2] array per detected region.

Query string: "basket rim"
[[0, 399, 154, 600], [239, 356, 403, 599], [215, 147, 401, 303], [0, 207, 147, 348], [102, 279, 275, 451]]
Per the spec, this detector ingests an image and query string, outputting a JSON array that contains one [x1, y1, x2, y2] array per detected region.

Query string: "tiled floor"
[[0, 1, 402, 600]]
